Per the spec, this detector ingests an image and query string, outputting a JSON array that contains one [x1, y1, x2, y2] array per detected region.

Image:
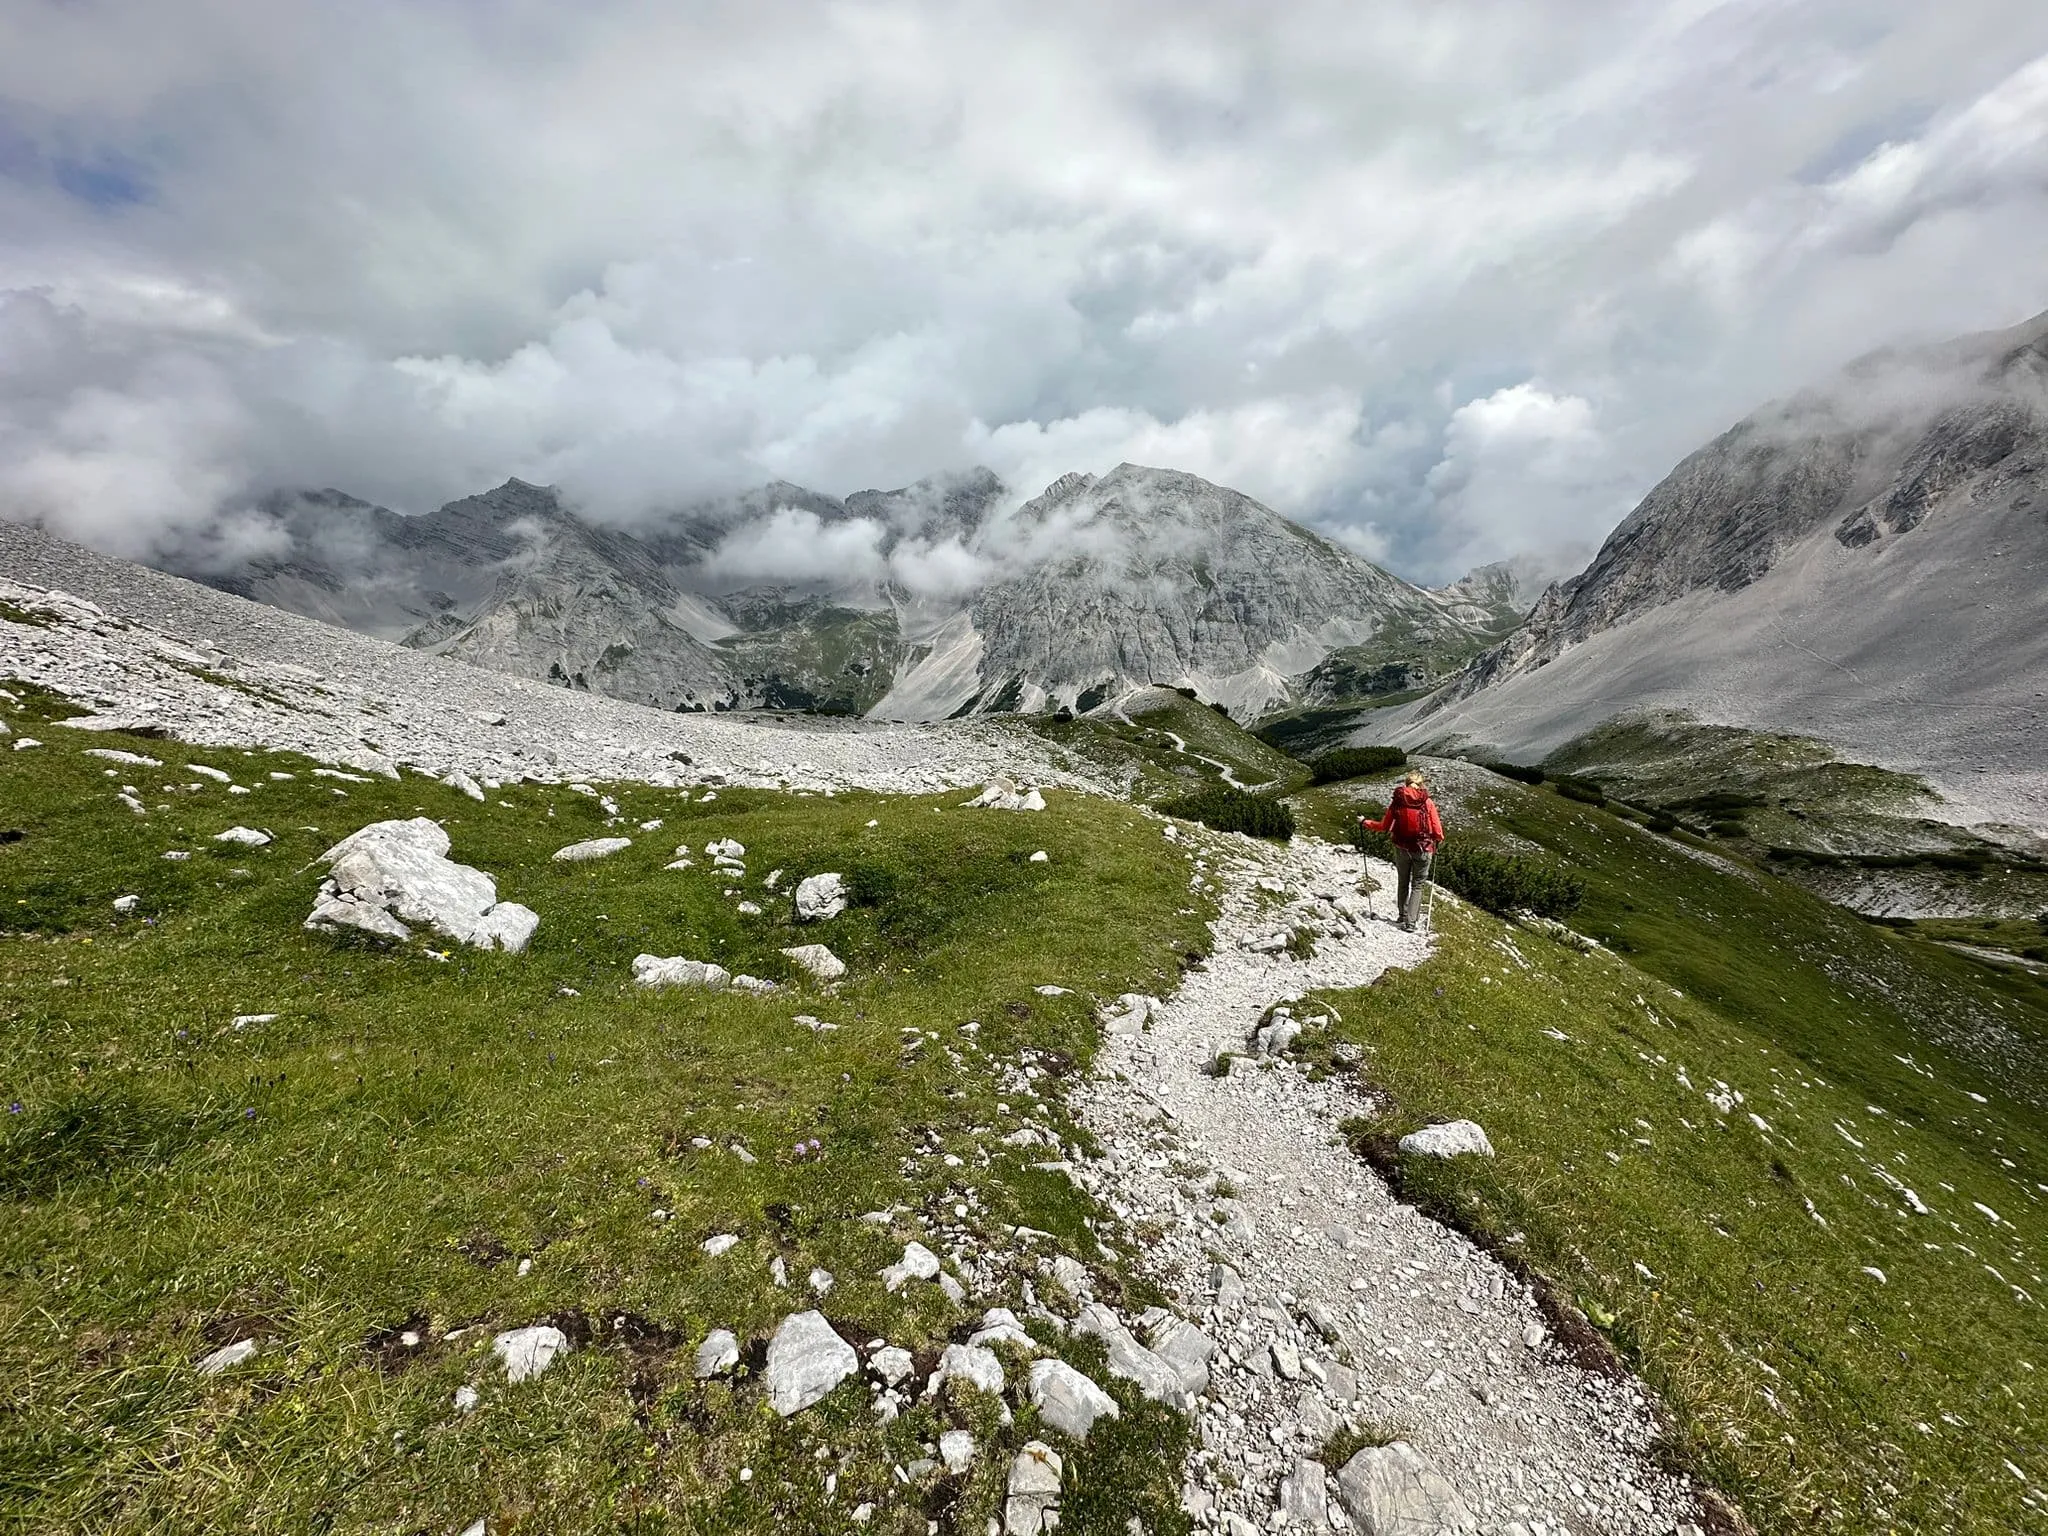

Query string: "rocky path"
[[1073, 827, 1708, 1535]]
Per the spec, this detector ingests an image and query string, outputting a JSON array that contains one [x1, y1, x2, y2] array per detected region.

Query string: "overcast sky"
[[4, 1, 2048, 583]]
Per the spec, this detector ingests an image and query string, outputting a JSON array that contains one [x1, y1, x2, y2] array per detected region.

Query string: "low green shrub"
[[1552, 776, 1607, 807], [1350, 825, 1583, 918], [1481, 761, 1546, 785], [1161, 786, 1295, 840], [1311, 746, 1408, 784]]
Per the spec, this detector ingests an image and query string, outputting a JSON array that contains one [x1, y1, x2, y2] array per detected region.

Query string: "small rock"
[[938, 1271, 967, 1305], [112, 894, 140, 913], [1145, 1316, 1217, 1396], [1100, 993, 1157, 1036], [454, 1385, 479, 1413], [704, 838, 746, 859], [736, 901, 763, 916], [1399, 1120, 1495, 1158], [1046, 1254, 1091, 1302], [213, 826, 271, 847], [781, 943, 847, 981], [1004, 1441, 1064, 1535], [1029, 850, 1049, 863], [1211, 1262, 1247, 1309], [632, 954, 731, 990], [871, 1346, 915, 1385], [765, 1311, 859, 1416], [552, 836, 632, 862], [1335, 1441, 1477, 1534], [970, 1307, 1036, 1351], [934, 1342, 1005, 1395], [1026, 1359, 1119, 1440], [702, 1233, 740, 1256], [1270, 1340, 1302, 1380], [694, 1329, 740, 1378], [882, 1241, 943, 1291], [809, 1267, 835, 1296], [195, 1338, 259, 1376], [1277, 1459, 1329, 1524], [442, 771, 486, 801], [731, 973, 780, 993], [492, 1326, 570, 1383], [940, 1428, 976, 1473], [795, 872, 848, 921]]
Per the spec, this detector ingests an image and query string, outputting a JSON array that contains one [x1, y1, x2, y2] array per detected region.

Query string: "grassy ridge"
[[0, 687, 1208, 1534], [1293, 774, 2048, 1533]]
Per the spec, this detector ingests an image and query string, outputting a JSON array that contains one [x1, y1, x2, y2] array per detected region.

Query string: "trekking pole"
[[1419, 862, 1437, 935]]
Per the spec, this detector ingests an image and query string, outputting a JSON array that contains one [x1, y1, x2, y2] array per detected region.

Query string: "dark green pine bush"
[[1480, 760, 1546, 785], [1350, 824, 1583, 918], [1309, 746, 1408, 784], [1161, 786, 1296, 840]]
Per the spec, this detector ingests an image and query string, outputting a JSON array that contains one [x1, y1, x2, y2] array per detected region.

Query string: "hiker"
[[1360, 768, 1444, 932]]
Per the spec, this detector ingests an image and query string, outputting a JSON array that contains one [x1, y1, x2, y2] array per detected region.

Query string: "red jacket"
[[1364, 785, 1444, 852]]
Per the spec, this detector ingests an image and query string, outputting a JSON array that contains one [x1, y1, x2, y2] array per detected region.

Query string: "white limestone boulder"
[[1335, 1441, 1477, 1534], [780, 943, 847, 982], [764, 1311, 858, 1416], [1399, 1120, 1496, 1158], [1025, 1359, 1119, 1440], [633, 954, 732, 990], [795, 872, 848, 921], [1005, 1442, 1064, 1535], [1072, 1303, 1191, 1411], [553, 836, 632, 862], [492, 1325, 571, 1383], [305, 818, 538, 952]]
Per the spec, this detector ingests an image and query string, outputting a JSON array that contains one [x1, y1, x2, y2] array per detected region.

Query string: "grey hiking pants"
[[1392, 846, 1433, 929]]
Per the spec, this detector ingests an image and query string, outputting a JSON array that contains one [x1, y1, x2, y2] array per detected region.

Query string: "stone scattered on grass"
[[809, 1268, 835, 1296], [1025, 1359, 1119, 1440], [780, 943, 847, 982], [553, 836, 632, 862], [454, 1385, 479, 1413], [1073, 1303, 1191, 1411], [195, 1338, 259, 1376], [214, 826, 272, 847], [442, 771, 485, 801], [764, 1311, 858, 1416], [735, 900, 763, 915], [492, 1326, 571, 1383], [940, 1429, 976, 1474], [705, 838, 745, 859], [112, 894, 139, 913], [1399, 1120, 1496, 1158], [1004, 1441, 1064, 1535], [693, 1329, 740, 1378], [871, 1345, 914, 1386], [1144, 1315, 1217, 1395], [632, 954, 731, 990], [731, 973, 780, 994], [1099, 993, 1158, 1036], [964, 778, 1048, 812], [1029, 850, 1049, 862], [969, 1308, 1036, 1352], [304, 818, 538, 951], [795, 872, 848, 921], [1335, 1440, 1477, 1535], [84, 748, 161, 767], [932, 1343, 1005, 1395], [702, 1233, 740, 1256], [881, 1241, 942, 1292]]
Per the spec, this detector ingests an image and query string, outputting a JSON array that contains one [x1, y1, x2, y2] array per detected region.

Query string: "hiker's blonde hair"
[[1402, 768, 1427, 788]]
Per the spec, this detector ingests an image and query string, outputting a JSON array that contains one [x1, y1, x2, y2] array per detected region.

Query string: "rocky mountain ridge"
[[135, 464, 1508, 723], [1372, 309, 2048, 832]]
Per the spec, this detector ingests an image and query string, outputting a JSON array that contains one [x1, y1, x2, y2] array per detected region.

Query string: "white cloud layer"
[[3, 1, 2048, 580]]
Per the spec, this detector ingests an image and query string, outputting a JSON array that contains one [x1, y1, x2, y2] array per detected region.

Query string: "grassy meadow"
[[0, 684, 1209, 1535]]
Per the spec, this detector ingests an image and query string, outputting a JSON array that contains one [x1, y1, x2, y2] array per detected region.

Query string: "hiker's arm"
[[1427, 801, 1445, 843]]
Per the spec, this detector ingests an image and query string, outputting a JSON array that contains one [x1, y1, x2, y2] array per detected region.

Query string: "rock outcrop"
[[304, 818, 538, 951]]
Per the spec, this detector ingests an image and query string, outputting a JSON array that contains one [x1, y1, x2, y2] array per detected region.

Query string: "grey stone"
[[214, 825, 271, 847], [443, 770, 485, 801], [795, 872, 847, 920], [871, 1345, 915, 1386], [1271, 1340, 1302, 1380], [1026, 1358, 1120, 1440], [1335, 1441, 1478, 1535], [1100, 993, 1157, 1035], [1399, 1120, 1495, 1158], [940, 1428, 976, 1473], [1212, 1262, 1247, 1309], [1073, 1303, 1191, 1411], [1277, 1458, 1329, 1524], [1004, 1441, 1064, 1535], [492, 1325, 571, 1383], [693, 1329, 740, 1378], [552, 836, 632, 862], [764, 1311, 858, 1416], [881, 1240, 942, 1291], [631, 954, 731, 990], [305, 818, 538, 951], [195, 1338, 258, 1376], [1046, 1253, 1091, 1302], [1144, 1316, 1216, 1396], [934, 1342, 1005, 1395], [970, 1307, 1037, 1351], [1302, 1300, 1345, 1342], [780, 943, 847, 981]]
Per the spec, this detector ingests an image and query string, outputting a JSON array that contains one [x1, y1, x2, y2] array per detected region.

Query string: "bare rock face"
[[1335, 1440, 1477, 1535], [305, 818, 538, 951]]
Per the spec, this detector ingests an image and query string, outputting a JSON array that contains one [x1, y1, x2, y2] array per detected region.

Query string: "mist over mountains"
[[149, 462, 1519, 723]]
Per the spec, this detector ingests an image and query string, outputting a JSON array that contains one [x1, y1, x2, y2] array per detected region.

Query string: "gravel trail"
[[1074, 826, 1709, 1535]]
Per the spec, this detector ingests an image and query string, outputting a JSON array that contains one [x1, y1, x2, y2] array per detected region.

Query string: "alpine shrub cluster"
[[1551, 776, 1607, 807], [1351, 825, 1583, 919], [1481, 761, 1545, 785], [1311, 746, 1408, 784], [1162, 786, 1296, 841]]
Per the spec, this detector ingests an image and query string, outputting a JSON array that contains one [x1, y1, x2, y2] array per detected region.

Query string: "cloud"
[[1, 2, 2047, 585]]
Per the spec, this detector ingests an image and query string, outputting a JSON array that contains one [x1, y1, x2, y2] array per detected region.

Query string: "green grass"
[[1291, 772, 2048, 1534], [0, 685, 1208, 1534], [1031, 689, 1309, 803]]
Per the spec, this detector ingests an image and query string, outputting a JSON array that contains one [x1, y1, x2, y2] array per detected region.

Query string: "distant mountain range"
[[1371, 310, 2048, 832], [147, 462, 1526, 722]]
